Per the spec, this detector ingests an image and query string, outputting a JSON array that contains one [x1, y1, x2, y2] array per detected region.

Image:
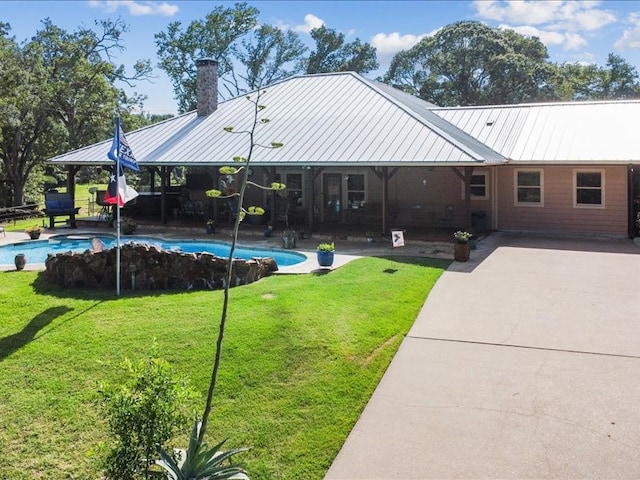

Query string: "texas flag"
[[104, 165, 139, 207]]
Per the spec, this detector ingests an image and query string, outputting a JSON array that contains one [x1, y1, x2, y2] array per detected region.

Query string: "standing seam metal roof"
[[432, 100, 640, 163], [47, 72, 505, 167]]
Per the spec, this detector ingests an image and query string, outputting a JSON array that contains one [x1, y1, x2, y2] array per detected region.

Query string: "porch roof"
[[433, 100, 640, 164], [46, 72, 505, 168]]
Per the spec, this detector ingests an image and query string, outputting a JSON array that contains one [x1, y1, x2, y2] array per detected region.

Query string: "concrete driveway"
[[325, 233, 640, 479]]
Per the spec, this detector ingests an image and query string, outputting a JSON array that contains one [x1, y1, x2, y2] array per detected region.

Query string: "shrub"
[[97, 346, 198, 480]]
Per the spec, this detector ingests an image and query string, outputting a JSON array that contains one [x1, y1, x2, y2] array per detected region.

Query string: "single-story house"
[[47, 59, 640, 238]]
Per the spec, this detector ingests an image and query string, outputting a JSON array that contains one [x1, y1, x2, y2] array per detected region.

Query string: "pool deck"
[[0, 224, 455, 273]]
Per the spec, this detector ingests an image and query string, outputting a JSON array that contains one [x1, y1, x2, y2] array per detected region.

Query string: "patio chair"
[[95, 190, 113, 222]]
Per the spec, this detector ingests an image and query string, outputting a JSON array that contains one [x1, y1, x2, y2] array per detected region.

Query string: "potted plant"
[[206, 219, 215, 234], [453, 230, 472, 262], [365, 231, 376, 243], [25, 225, 43, 240], [317, 242, 335, 267], [282, 229, 297, 249]]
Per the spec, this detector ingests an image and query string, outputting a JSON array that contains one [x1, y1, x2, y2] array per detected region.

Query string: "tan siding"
[[497, 166, 628, 235]]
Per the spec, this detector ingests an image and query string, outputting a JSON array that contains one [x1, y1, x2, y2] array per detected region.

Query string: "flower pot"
[[14, 253, 26, 270], [317, 250, 334, 267], [454, 242, 470, 262], [28, 231, 41, 240], [282, 234, 296, 249], [206, 226, 215, 234]]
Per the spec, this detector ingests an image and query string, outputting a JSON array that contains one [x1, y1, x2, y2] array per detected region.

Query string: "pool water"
[[0, 234, 307, 267]]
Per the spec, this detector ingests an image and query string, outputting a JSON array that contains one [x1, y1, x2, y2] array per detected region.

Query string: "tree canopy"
[[306, 25, 378, 74], [155, 3, 378, 113], [556, 53, 640, 101], [382, 21, 640, 107], [382, 21, 557, 106], [155, 2, 260, 112], [0, 19, 151, 206]]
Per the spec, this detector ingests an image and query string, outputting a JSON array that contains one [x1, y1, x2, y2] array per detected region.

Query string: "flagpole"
[[115, 117, 121, 297]]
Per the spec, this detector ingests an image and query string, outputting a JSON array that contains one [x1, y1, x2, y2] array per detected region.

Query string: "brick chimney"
[[196, 58, 218, 116]]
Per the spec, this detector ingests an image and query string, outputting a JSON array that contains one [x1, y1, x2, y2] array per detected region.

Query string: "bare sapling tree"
[[159, 89, 284, 479], [200, 90, 284, 444]]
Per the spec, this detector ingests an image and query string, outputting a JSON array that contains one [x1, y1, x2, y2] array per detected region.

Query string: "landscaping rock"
[[45, 242, 278, 291]]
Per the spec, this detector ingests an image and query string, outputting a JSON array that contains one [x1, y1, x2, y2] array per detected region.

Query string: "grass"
[[0, 255, 449, 479]]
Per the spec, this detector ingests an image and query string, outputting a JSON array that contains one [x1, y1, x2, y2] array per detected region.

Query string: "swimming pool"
[[0, 234, 307, 267]]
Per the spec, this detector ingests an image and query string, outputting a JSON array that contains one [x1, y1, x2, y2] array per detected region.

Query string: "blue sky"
[[3, 0, 640, 115]]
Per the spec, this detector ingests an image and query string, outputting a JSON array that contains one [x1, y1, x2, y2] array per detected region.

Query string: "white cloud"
[[473, 1, 619, 63], [292, 14, 325, 34], [87, 0, 179, 17], [615, 12, 640, 49], [504, 24, 587, 50], [370, 32, 428, 57], [474, 0, 559, 24], [473, 0, 616, 32]]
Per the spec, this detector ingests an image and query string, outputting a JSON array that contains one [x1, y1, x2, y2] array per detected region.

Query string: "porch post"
[[304, 167, 314, 231], [160, 166, 167, 224], [371, 166, 399, 234], [66, 166, 79, 201], [464, 166, 472, 229], [450, 166, 474, 229], [269, 167, 277, 226], [381, 167, 387, 234]]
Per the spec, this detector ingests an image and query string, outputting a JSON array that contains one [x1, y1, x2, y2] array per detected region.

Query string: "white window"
[[462, 172, 488, 199], [347, 174, 366, 208], [515, 169, 543, 206], [574, 170, 604, 208]]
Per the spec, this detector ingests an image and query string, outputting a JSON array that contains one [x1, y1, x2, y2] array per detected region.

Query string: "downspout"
[[628, 164, 637, 238]]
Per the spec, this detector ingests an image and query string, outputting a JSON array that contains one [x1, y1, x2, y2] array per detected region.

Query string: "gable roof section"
[[433, 100, 640, 163], [47, 72, 504, 168]]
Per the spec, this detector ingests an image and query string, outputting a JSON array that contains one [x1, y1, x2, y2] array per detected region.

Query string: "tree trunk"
[[12, 179, 26, 207]]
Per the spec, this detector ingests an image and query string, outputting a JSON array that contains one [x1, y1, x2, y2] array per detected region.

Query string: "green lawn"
[[0, 256, 449, 479]]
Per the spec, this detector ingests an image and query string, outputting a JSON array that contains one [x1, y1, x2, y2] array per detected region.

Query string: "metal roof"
[[47, 72, 504, 168], [432, 100, 640, 163]]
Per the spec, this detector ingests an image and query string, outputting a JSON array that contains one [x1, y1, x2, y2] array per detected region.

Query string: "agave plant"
[[157, 421, 249, 480]]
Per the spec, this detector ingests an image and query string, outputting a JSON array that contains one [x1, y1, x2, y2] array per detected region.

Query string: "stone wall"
[[45, 243, 278, 291]]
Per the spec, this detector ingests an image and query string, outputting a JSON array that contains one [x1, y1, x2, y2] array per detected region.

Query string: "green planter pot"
[[317, 250, 334, 267]]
